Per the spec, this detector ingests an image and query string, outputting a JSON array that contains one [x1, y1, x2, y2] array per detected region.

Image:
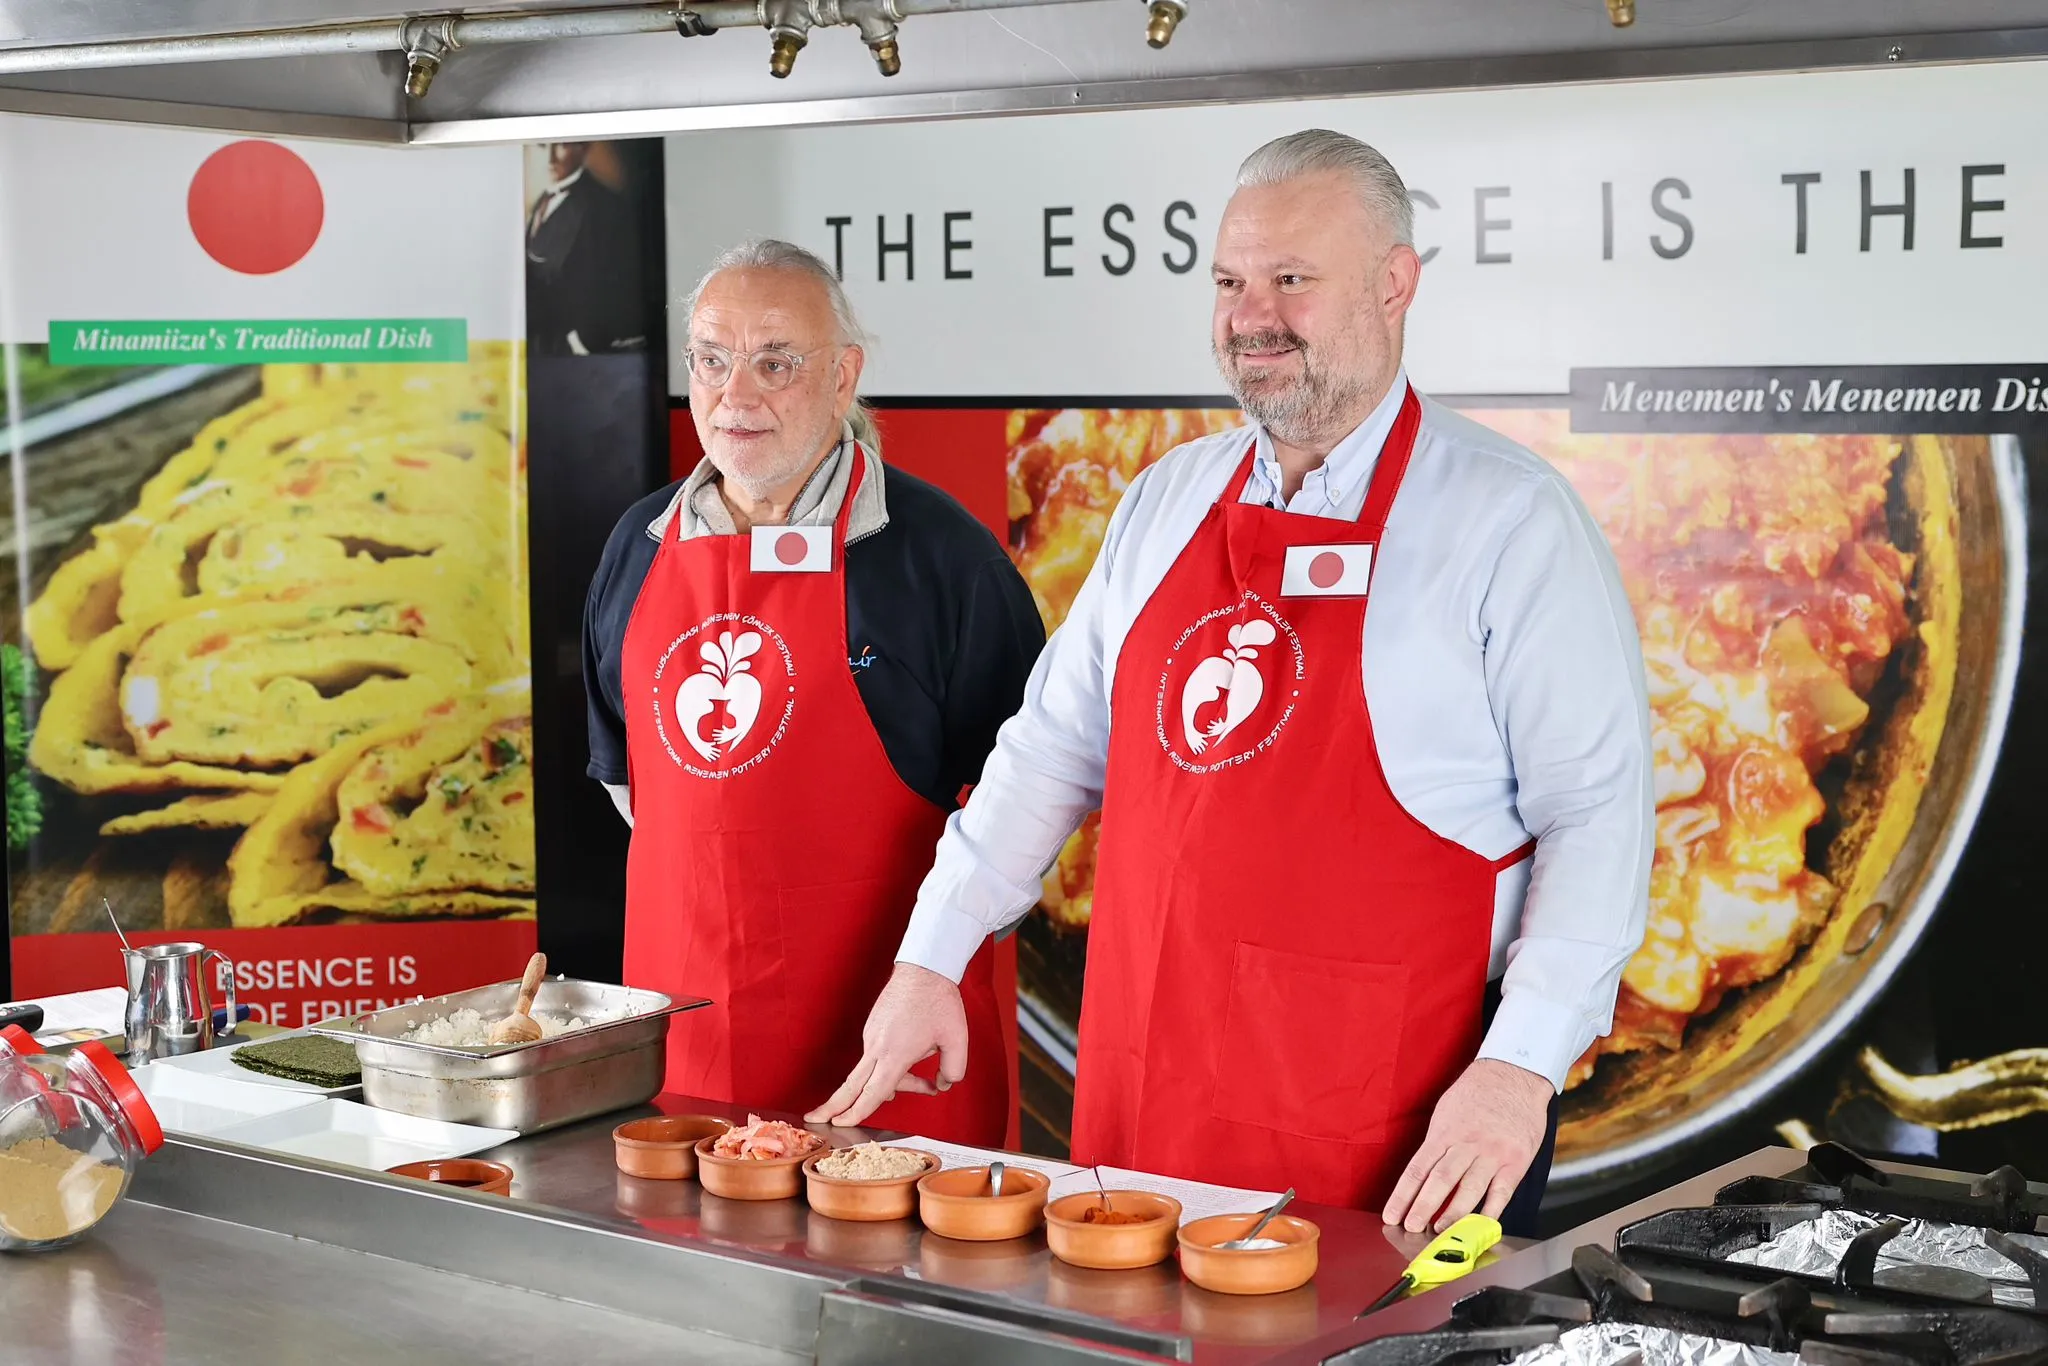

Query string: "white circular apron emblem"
[[1154, 590, 1306, 774], [651, 613, 797, 778]]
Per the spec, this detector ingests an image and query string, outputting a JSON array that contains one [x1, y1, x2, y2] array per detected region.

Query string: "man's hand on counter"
[[806, 962, 968, 1129], [1381, 1058, 1555, 1234]]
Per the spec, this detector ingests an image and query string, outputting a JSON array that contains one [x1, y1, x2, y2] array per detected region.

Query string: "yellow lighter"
[[1406, 1213, 1502, 1287], [1359, 1213, 1503, 1316]]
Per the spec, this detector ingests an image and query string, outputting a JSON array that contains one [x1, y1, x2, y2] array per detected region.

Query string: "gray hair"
[[683, 237, 882, 454], [1236, 129, 1414, 249]]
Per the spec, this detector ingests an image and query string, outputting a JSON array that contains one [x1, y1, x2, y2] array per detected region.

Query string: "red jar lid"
[[0, 1024, 43, 1055], [73, 1040, 164, 1154]]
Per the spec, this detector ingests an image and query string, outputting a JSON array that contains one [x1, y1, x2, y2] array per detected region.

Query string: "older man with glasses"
[[581, 239, 1043, 1143]]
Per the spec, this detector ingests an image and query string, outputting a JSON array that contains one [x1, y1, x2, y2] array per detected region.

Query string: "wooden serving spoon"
[[488, 952, 548, 1045]]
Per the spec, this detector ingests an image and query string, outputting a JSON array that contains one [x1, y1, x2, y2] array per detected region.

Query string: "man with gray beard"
[[815, 132, 1651, 1236]]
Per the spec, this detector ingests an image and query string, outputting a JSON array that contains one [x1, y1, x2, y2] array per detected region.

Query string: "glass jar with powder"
[[0, 1033, 164, 1252]]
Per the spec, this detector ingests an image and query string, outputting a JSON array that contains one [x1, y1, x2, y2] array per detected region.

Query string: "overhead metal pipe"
[[0, 0, 1143, 77]]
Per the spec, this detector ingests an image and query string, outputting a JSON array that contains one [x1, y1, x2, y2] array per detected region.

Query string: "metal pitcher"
[[123, 942, 237, 1062]]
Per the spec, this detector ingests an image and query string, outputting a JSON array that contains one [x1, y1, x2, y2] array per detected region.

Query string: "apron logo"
[[651, 614, 797, 778], [677, 629, 763, 762], [1155, 592, 1306, 774], [1182, 620, 1275, 754]]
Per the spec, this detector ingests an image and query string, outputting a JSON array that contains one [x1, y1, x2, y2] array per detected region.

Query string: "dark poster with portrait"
[[524, 139, 671, 984]]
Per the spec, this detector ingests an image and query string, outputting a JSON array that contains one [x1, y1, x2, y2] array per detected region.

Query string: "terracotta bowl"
[[803, 1147, 936, 1222], [1176, 1212, 1320, 1295], [916, 1164, 1050, 1241], [386, 1158, 514, 1197], [613, 1114, 731, 1181], [1044, 1190, 1182, 1269], [694, 1132, 822, 1201]]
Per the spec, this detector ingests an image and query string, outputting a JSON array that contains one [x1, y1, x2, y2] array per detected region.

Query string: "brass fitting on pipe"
[[762, 0, 811, 77], [404, 49, 440, 97], [1145, 0, 1185, 48], [1606, 0, 1635, 27], [398, 18, 458, 100], [836, 0, 904, 77]]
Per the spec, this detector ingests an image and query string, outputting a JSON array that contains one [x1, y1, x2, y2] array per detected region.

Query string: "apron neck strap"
[[1357, 384, 1422, 535], [1220, 433, 1261, 504], [831, 442, 868, 544], [1219, 383, 1423, 529]]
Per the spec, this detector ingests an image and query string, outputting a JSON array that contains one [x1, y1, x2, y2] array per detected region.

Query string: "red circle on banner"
[[186, 141, 324, 275], [1308, 551, 1346, 589], [775, 532, 810, 566]]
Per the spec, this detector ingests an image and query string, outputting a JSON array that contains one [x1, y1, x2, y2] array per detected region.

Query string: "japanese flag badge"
[[751, 525, 832, 573], [1281, 544, 1373, 597]]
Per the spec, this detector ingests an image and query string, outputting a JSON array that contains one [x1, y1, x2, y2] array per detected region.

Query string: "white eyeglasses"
[[685, 344, 829, 392]]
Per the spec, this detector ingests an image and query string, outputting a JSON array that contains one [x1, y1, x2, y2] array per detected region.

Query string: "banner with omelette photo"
[[1, 121, 538, 1026], [669, 55, 2048, 1207], [999, 399, 2023, 1207]]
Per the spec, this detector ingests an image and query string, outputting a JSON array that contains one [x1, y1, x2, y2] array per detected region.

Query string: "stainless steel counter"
[[6, 1091, 1816, 1365], [463, 1095, 1502, 1365], [0, 1199, 788, 1366]]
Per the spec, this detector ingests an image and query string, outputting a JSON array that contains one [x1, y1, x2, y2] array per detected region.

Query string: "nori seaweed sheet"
[[230, 1035, 361, 1087]]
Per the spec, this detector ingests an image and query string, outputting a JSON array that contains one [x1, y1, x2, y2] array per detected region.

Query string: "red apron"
[[1072, 389, 1531, 1210], [619, 454, 1009, 1145]]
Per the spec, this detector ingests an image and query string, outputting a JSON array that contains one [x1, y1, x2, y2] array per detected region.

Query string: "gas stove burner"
[[1510, 1324, 1798, 1365], [1324, 1238, 2048, 1366], [1820, 1305, 2048, 1362], [1844, 1219, 1998, 1307], [1616, 1206, 2044, 1314], [1870, 1264, 1997, 1304], [1615, 1152, 2048, 1316], [1715, 1145, 2048, 1236], [1330, 1155, 2048, 1366]]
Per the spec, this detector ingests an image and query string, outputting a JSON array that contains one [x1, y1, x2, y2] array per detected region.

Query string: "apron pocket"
[[1207, 942, 1410, 1144]]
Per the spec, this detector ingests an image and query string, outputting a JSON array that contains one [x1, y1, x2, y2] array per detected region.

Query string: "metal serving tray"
[[309, 979, 707, 1134]]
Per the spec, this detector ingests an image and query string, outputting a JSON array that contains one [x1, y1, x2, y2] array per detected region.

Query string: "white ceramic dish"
[[144, 1032, 361, 1096], [208, 1099, 516, 1170], [131, 1064, 325, 1135]]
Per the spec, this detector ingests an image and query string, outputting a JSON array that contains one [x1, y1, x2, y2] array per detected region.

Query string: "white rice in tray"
[[401, 1006, 612, 1047]]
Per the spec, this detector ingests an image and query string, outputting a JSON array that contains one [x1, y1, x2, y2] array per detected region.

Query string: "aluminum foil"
[[1511, 1322, 1797, 1366], [1723, 1208, 2048, 1308]]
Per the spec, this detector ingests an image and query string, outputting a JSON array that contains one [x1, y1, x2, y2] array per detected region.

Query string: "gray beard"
[[712, 415, 842, 503], [1227, 360, 1372, 450]]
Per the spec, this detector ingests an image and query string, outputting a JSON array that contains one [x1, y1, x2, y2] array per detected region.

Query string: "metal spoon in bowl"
[[1221, 1188, 1296, 1250], [988, 1160, 1005, 1197]]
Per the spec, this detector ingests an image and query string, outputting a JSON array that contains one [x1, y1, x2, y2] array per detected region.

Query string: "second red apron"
[[619, 455, 1009, 1145], [1072, 390, 1531, 1209]]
